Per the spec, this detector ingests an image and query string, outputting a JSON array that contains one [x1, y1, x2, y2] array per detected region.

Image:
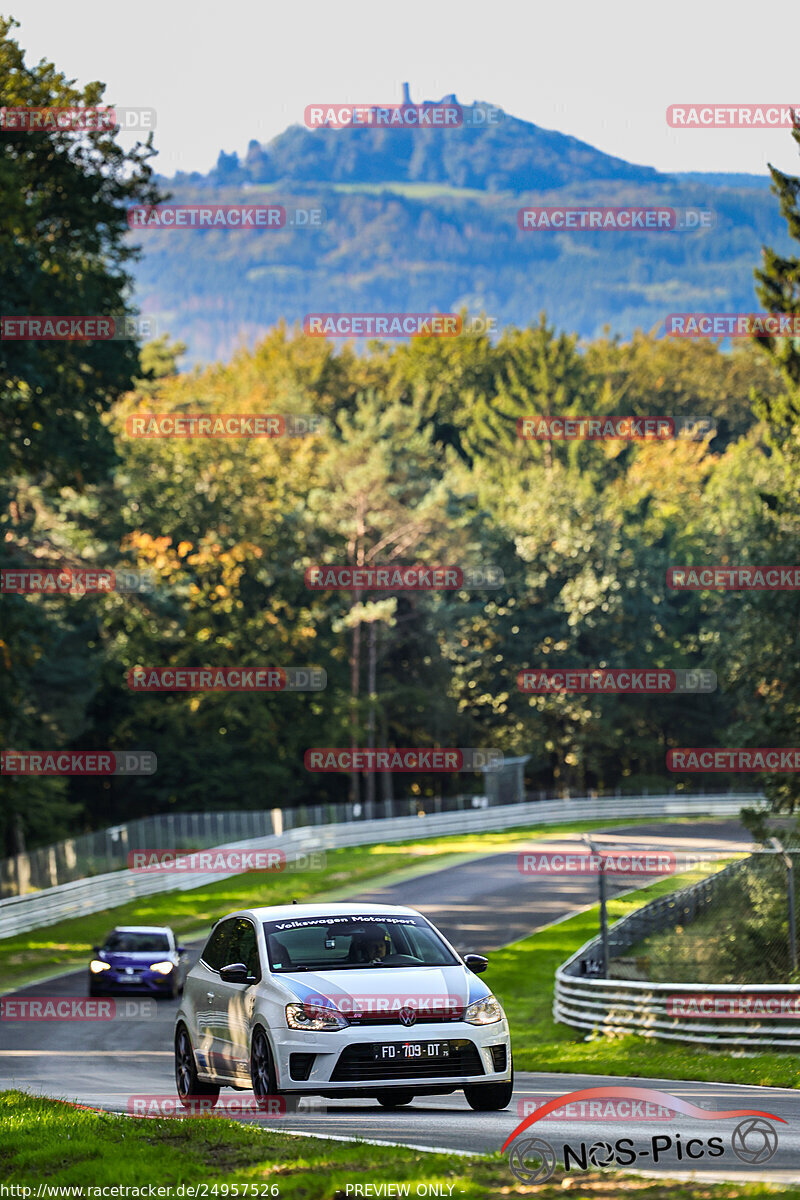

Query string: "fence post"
[[583, 835, 608, 978]]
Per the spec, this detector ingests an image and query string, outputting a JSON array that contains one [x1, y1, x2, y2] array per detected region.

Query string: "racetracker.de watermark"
[[0, 106, 156, 132], [305, 565, 503, 589], [517, 851, 684, 875], [127, 1094, 317, 1118], [667, 748, 800, 772], [127, 667, 326, 691], [1, 568, 154, 594], [1, 751, 156, 776], [667, 566, 800, 590], [298, 992, 466, 1019], [668, 994, 800, 1018], [518, 669, 716, 694], [667, 104, 800, 127], [518, 207, 714, 231], [128, 205, 288, 229], [128, 204, 325, 229], [129, 849, 326, 874], [303, 102, 502, 128], [124, 414, 323, 438], [1, 315, 157, 340], [0, 997, 156, 1020], [517, 1096, 674, 1120], [666, 313, 800, 336], [305, 748, 503, 772], [303, 313, 495, 337], [517, 415, 714, 440]]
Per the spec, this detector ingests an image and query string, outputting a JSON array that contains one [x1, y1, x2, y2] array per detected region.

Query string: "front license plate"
[[373, 1041, 451, 1061]]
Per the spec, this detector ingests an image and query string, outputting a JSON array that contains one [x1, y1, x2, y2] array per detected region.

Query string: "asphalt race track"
[[3, 818, 798, 1183]]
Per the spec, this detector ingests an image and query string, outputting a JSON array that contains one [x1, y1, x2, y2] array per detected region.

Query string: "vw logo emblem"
[[399, 1006, 417, 1026], [508, 1137, 556, 1184], [731, 1117, 779, 1164]]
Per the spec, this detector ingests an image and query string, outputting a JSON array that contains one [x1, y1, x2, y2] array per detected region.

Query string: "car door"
[[215, 916, 262, 1083], [195, 918, 237, 1077]]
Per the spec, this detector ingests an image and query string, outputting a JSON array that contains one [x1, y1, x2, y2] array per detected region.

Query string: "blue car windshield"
[[263, 914, 459, 972], [104, 932, 170, 953]]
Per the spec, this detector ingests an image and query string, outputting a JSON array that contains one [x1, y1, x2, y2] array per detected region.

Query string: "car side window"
[[201, 919, 236, 971], [227, 917, 261, 980]]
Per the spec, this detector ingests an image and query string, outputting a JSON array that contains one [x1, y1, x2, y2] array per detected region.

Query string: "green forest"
[[2, 18, 800, 857]]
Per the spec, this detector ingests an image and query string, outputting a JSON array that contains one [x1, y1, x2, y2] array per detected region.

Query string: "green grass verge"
[[0, 818, 657, 992], [0, 1091, 795, 1198], [488, 866, 800, 1089]]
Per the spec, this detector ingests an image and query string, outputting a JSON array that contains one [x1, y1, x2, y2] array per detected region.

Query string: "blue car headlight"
[[149, 961, 175, 975]]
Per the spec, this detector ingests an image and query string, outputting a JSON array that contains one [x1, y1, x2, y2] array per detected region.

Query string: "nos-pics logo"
[[503, 1087, 783, 1185]]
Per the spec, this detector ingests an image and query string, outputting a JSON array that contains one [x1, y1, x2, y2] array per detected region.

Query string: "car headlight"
[[464, 996, 504, 1025], [285, 1002, 348, 1031], [90, 960, 111, 973], [149, 961, 175, 975]]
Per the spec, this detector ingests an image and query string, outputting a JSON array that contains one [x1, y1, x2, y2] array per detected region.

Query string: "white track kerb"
[[0, 794, 761, 938]]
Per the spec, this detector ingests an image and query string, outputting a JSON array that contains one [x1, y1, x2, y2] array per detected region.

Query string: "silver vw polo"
[[174, 902, 513, 1111]]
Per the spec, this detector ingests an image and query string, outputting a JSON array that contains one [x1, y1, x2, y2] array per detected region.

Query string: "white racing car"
[[174, 902, 513, 1111]]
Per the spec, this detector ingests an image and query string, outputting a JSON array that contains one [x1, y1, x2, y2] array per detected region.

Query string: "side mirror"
[[177, 946, 187, 955], [219, 962, 250, 985], [92, 946, 101, 955], [464, 954, 488, 975]]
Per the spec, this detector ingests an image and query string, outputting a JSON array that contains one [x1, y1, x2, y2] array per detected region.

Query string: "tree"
[[306, 390, 467, 810], [0, 17, 163, 853]]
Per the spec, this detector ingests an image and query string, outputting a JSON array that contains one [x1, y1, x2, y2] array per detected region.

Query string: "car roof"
[[227, 902, 422, 922], [109, 925, 173, 934]]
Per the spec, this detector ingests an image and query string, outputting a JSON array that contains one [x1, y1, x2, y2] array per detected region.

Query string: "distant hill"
[[131, 88, 793, 365], [174, 93, 660, 195], [672, 171, 773, 191]]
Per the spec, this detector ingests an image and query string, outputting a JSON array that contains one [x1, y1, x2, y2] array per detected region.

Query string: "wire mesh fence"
[[610, 839, 800, 985]]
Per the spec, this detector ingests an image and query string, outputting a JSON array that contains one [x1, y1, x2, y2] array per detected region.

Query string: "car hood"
[[273, 964, 491, 1017], [99, 951, 172, 967]]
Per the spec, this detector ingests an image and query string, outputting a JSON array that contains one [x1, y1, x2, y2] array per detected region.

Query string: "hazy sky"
[[8, 0, 800, 179]]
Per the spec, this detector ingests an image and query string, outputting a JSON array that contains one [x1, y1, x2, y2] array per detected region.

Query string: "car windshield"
[[263, 914, 459, 972], [103, 931, 170, 953]]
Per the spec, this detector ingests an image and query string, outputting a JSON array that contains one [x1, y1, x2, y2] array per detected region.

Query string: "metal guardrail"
[[0, 793, 758, 939], [0, 808, 287, 896], [1, 785, 758, 896], [554, 848, 800, 1048], [1, 795, 496, 895]]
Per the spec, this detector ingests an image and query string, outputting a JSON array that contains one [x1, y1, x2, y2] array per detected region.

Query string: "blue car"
[[89, 925, 188, 999]]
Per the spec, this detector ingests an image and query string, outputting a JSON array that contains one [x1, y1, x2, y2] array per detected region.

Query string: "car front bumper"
[[268, 1016, 512, 1093], [90, 968, 177, 993]]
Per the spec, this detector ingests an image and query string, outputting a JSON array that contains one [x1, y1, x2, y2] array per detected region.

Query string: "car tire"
[[464, 1065, 514, 1111], [175, 1023, 220, 1111], [250, 1027, 297, 1113], [376, 1090, 415, 1108]]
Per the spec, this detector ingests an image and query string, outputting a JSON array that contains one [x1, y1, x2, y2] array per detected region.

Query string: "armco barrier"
[[553, 845, 800, 1049], [554, 973, 800, 1048], [0, 793, 761, 939]]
